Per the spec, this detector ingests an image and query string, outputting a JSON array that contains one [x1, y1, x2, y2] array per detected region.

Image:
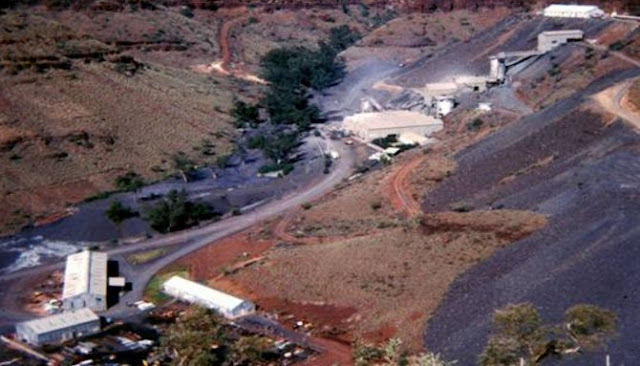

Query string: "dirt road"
[[389, 154, 425, 217], [593, 78, 640, 131]]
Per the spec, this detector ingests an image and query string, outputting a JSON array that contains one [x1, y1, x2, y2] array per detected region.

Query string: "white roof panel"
[[343, 111, 442, 131], [62, 250, 107, 299], [19, 308, 99, 335], [163, 276, 246, 311], [544, 4, 600, 13]]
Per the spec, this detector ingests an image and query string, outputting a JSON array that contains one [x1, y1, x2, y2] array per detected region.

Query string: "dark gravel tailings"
[[423, 68, 640, 365]]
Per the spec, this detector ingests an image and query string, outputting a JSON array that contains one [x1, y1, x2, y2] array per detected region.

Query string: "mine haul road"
[[0, 136, 355, 325]]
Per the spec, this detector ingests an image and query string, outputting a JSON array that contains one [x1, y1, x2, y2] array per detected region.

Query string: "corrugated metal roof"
[[19, 308, 99, 335], [62, 250, 107, 299], [163, 276, 246, 311], [343, 111, 442, 131], [544, 4, 601, 13]]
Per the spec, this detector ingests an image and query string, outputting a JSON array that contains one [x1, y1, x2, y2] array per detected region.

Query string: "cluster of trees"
[[105, 189, 218, 233], [352, 302, 617, 366], [230, 25, 360, 174], [353, 338, 456, 366], [145, 189, 218, 233], [160, 308, 272, 366], [480, 303, 617, 366]]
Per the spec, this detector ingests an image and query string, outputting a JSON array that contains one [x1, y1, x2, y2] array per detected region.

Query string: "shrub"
[[115, 171, 144, 191], [608, 40, 628, 51], [467, 118, 484, 131], [231, 100, 260, 128], [105, 200, 138, 224], [179, 6, 194, 18]]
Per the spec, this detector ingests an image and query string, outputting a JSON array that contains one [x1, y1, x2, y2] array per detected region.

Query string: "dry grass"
[[128, 248, 167, 265], [345, 8, 512, 67], [231, 210, 546, 350], [627, 79, 640, 112], [0, 10, 250, 235]]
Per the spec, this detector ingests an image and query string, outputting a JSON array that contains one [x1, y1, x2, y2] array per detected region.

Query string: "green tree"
[[479, 303, 617, 366], [105, 200, 138, 224], [328, 25, 362, 52], [115, 171, 144, 191], [145, 189, 217, 233], [172, 152, 196, 182], [231, 100, 260, 128], [160, 308, 229, 366]]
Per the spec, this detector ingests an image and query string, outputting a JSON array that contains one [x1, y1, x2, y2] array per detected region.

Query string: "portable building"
[[162, 276, 255, 319], [16, 308, 100, 346], [62, 250, 108, 312]]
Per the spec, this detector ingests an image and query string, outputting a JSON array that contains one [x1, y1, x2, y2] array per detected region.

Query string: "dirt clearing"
[[226, 211, 546, 351]]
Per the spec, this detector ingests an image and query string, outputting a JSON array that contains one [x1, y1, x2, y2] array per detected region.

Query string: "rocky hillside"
[[2, 0, 638, 13]]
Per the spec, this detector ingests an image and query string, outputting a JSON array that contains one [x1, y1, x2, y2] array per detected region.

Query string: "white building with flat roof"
[[162, 276, 255, 319], [62, 250, 108, 312], [343, 111, 443, 142], [16, 308, 100, 346], [543, 4, 605, 18]]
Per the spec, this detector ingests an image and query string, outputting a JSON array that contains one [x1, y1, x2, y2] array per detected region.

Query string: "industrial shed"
[[537, 30, 584, 53], [343, 111, 443, 142], [542, 4, 605, 18], [162, 276, 255, 319], [62, 250, 108, 312], [15, 308, 100, 346]]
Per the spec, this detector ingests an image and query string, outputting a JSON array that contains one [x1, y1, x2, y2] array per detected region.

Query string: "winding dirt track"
[[219, 18, 239, 68], [593, 78, 640, 131], [389, 154, 425, 217]]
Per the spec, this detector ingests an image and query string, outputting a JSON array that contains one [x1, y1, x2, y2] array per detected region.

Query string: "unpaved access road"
[[593, 78, 640, 131], [0, 135, 355, 326]]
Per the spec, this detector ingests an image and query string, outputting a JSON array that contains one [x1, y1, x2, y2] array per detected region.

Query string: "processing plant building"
[[343, 110, 443, 142], [62, 250, 108, 312], [162, 276, 255, 319], [15, 308, 100, 346], [542, 4, 605, 18]]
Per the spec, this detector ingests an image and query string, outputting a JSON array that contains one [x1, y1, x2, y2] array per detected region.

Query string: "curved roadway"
[[0, 135, 355, 324]]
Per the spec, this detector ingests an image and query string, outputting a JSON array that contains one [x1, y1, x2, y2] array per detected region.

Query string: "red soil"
[[178, 230, 275, 281]]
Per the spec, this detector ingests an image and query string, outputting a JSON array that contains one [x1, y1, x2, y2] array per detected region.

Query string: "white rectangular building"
[[62, 250, 108, 312], [16, 308, 100, 346], [542, 4, 605, 18], [343, 111, 443, 142], [162, 276, 255, 319], [537, 30, 584, 53]]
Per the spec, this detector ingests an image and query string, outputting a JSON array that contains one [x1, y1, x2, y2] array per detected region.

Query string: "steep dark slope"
[[423, 68, 640, 364]]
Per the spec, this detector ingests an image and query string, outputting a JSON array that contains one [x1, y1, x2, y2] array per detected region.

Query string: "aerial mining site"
[[0, 1, 639, 365]]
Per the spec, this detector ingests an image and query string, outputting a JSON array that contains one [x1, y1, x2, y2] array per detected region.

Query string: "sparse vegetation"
[[128, 248, 166, 264]]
